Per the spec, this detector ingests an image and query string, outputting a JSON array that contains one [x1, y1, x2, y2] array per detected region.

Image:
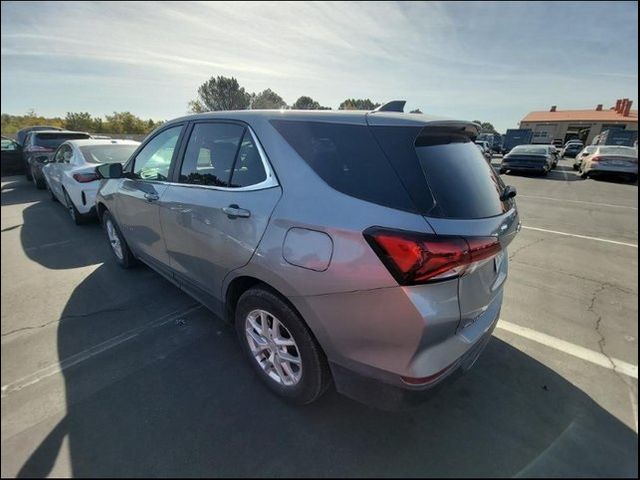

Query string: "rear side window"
[[229, 130, 267, 188], [270, 120, 416, 212], [34, 133, 90, 149], [80, 144, 139, 164], [372, 127, 511, 219], [179, 123, 245, 187]]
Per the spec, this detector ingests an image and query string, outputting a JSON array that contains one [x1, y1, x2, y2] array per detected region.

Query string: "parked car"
[[546, 145, 559, 168], [94, 110, 520, 408], [499, 144, 554, 175], [1, 136, 24, 176], [475, 141, 492, 162], [560, 142, 583, 159], [23, 130, 92, 186], [579, 145, 638, 182], [16, 125, 63, 146], [42, 139, 140, 224], [551, 139, 564, 149], [573, 145, 597, 170]]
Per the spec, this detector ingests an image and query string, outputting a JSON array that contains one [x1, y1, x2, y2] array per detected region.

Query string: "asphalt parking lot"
[[1, 156, 638, 477]]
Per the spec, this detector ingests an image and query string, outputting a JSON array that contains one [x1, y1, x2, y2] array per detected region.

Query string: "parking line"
[[521, 226, 638, 248], [519, 195, 638, 210], [497, 319, 638, 379], [0, 304, 202, 397]]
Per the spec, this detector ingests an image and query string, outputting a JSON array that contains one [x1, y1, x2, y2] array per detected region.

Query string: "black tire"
[[101, 210, 137, 268], [25, 163, 33, 181], [580, 171, 588, 179], [46, 181, 58, 202], [235, 287, 331, 405], [572, 164, 579, 171], [63, 190, 85, 225], [499, 168, 507, 174], [31, 167, 45, 189]]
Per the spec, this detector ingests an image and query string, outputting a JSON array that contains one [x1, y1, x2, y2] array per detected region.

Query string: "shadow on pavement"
[[1, 176, 45, 207], [15, 263, 639, 477]]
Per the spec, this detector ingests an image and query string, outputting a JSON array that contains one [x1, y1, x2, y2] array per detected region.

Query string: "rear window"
[[79, 144, 139, 164], [599, 146, 637, 157], [270, 120, 416, 212], [35, 133, 90, 149], [511, 146, 548, 155]]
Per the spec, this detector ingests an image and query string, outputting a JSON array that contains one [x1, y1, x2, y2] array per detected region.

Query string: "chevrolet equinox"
[[95, 106, 520, 409]]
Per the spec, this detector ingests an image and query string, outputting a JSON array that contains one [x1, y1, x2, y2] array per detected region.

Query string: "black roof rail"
[[371, 100, 406, 113]]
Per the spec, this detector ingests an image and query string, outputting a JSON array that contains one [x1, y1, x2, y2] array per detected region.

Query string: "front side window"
[[132, 126, 182, 181], [179, 123, 245, 187]]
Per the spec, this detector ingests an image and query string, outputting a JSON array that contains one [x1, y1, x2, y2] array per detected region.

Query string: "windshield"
[[79, 144, 139, 164]]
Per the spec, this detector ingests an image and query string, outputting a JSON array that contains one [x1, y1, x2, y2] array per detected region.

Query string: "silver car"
[[95, 109, 520, 408], [580, 145, 638, 182], [573, 145, 597, 171]]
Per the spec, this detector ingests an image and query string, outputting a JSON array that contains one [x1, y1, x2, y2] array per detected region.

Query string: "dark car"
[[24, 130, 92, 187], [560, 142, 584, 158], [499, 144, 554, 175], [1, 136, 24, 176], [16, 125, 63, 146]]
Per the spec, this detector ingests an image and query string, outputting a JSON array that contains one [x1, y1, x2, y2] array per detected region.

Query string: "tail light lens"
[[591, 156, 601, 163], [73, 172, 100, 183], [364, 227, 502, 285]]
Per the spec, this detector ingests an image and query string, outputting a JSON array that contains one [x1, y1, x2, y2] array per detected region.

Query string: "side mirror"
[[96, 162, 123, 179], [500, 185, 517, 201]]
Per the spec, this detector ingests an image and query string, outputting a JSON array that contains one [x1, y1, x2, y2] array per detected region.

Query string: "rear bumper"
[[501, 163, 547, 172], [586, 164, 638, 175], [331, 319, 497, 410]]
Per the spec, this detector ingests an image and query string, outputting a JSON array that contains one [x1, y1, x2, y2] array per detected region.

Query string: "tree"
[[292, 96, 331, 110], [409, 108, 423, 114], [64, 112, 98, 132], [338, 98, 380, 110], [473, 120, 497, 133], [103, 112, 148, 134], [250, 88, 287, 109], [188, 76, 251, 112]]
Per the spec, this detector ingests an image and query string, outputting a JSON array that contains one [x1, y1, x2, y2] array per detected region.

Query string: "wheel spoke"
[[278, 351, 301, 365]]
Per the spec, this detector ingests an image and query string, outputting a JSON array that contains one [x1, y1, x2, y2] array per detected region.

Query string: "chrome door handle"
[[144, 192, 160, 202], [223, 205, 251, 219]]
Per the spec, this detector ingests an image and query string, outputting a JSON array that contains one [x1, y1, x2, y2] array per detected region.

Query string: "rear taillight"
[[73, 172, 100, 183], [364, 228, 501, 285], [591, 156, 601, 163]]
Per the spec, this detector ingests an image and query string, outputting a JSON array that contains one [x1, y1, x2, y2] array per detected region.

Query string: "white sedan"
[[42, 139, 140, 224]]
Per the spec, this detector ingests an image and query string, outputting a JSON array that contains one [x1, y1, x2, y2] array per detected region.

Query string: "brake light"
[[73, 172, 100, 183], [364, 228, 501, 285], [591, 156, 601, 163]]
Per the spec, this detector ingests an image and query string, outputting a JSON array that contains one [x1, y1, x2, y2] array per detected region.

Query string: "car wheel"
[[31, 167, 45, 189], [580, 171, 589, 179], [499, 168, 507, 174], [25, 163, 33, 181], [236, 287, 331, 405], [572, 164, 579, 171], [63, 190, 85, 225], [102, 210, 136, 268], [46, 181, 58, 202]]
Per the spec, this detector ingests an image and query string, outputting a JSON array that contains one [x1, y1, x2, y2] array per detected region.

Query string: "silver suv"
[[95, 108, 520, 409]]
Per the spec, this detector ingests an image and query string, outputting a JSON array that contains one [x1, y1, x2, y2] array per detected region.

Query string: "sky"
[[1, 1, 638, 132]]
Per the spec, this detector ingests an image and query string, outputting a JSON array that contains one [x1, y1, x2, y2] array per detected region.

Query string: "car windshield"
[[79, 144, 139, 164], [599, 146, 637, 157], [511, 146, 547, 154], [34, 133, 91, 149]]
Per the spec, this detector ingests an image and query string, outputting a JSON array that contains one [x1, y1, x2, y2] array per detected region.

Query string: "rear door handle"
[[223, 204, 251, 219], [144, 192, 160, 202]]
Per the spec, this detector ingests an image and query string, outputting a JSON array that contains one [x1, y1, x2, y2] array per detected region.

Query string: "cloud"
[[1, 1, 637, 130]]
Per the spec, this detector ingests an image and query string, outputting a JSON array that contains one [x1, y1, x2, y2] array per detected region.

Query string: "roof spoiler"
[[371, 100, 406, 113]]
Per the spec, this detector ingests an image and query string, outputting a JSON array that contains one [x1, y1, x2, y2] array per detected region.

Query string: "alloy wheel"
[[105, 218, 124, 260], [245, 309, 302, 386]]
